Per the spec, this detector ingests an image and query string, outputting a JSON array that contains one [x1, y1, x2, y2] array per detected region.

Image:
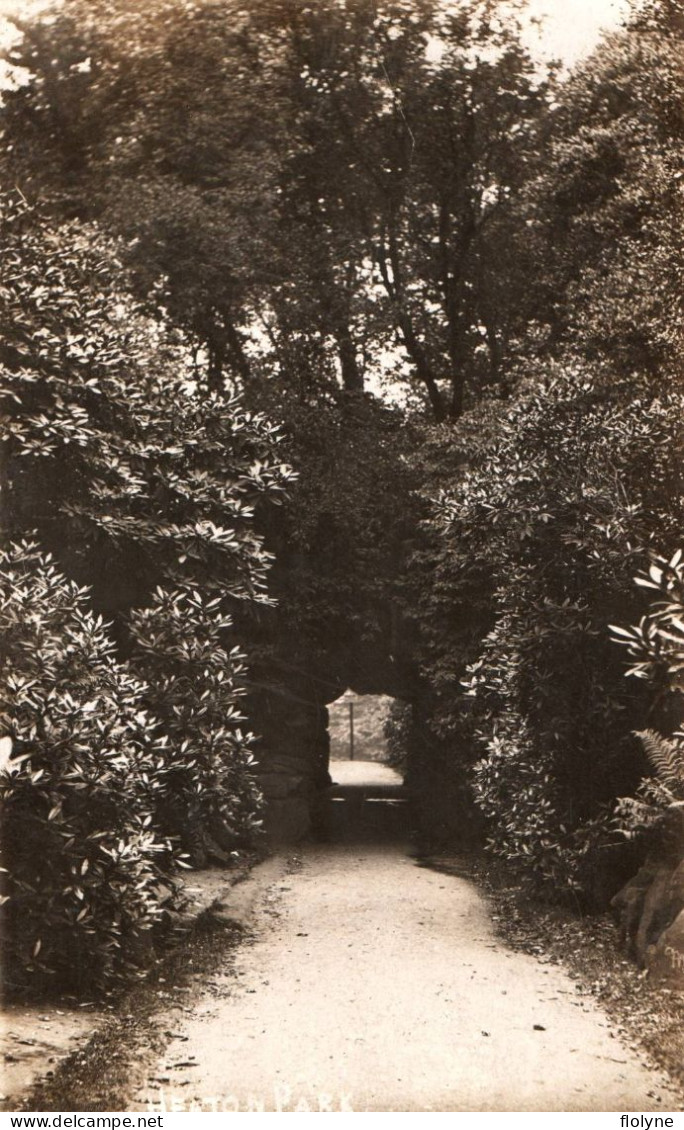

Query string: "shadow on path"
[[316, 759, 411, 845]]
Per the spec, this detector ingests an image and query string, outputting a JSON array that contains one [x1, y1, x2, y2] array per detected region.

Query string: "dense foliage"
[[408, 3, 684, 895], [612, 553, 684, 859], [0, 193, 293, 606], [0, 542, 175, 993], [383, 700, 413, 775], [0, 195, 293, 991], [454, 371, 682, 894]]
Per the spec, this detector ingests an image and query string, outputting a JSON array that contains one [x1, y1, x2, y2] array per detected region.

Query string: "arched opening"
[[248, 599, 422, 843], [328, 691, 394, 765], [312, 691, 412, 845]]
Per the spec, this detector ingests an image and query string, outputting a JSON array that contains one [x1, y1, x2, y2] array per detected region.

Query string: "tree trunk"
[[377, 227, 448, 423], [335, 325, 364, 391]]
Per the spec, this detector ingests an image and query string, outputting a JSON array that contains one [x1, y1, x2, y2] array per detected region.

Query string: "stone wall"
[[250, 667, 334, 844]]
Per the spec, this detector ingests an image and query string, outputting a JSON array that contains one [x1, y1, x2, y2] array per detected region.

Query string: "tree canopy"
[[2, 0, 552, 417]]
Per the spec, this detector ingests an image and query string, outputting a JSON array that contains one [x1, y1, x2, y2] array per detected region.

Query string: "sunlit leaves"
[[612, 551, 684, 842], [0, 542, 178, 993]]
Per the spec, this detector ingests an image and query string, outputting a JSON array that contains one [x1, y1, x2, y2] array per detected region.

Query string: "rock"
[[615, 884, 648, 950], [668, 859, 684, 906], [611, 866, 659, 952], [209, 893, 254, 931], [613, 856, 684, 967], [646, 909, 684, 988], [634, 868, 677, 965], [635, 860, 684, 964], [207, 855, 287, 930]]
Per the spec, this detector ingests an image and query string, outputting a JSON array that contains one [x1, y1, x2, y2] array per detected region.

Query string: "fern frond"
[[635, 728, 684, 793]]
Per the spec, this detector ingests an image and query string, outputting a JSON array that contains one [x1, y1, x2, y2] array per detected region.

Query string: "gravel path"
[[130, 821, 682, 1112], [329, 760, 404, 787]]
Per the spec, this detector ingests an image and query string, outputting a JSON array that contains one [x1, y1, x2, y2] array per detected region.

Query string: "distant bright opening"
[[322, 692, 410, 843], [328, 691, 394, 763]]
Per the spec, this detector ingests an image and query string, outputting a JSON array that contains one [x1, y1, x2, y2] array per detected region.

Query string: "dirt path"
[[126, 776, 682, 1113]]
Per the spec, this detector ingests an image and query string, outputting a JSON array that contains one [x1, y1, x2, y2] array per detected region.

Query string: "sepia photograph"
[[0, 0, 683, 1114]]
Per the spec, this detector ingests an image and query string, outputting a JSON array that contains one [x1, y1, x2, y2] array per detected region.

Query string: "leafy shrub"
[[128, 586, 263, 863], [612, 552, 684, 858], [383, 701, 412, 776], [0, 542, 178, 995], [414, 365, 684, 898]]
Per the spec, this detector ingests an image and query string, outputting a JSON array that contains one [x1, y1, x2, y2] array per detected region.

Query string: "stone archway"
[[250, 641, 416, 843]]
